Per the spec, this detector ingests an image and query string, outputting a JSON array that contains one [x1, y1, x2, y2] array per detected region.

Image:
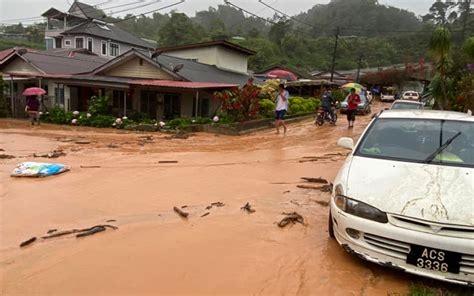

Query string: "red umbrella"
[[23, 87, 46, 96], [266, 70, 298, 81]]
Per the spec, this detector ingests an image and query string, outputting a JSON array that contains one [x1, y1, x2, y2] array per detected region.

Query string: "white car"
[[402, 91, 420, 101], [391, 100, 424, 110], [329, 110, 474, 285], [381, 93, 396, 102]]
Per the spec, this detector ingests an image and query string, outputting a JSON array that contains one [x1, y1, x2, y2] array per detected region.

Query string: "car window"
[[356, 118, 474, 167], [391, 103, 423, 110]]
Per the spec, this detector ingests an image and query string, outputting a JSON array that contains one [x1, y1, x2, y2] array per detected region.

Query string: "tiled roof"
[[62, 20, 154, 49], [156, 40, 256, 56], [21, 50, 107, 74], [69, 1, 105, 20], [130, 80, 238, 89]]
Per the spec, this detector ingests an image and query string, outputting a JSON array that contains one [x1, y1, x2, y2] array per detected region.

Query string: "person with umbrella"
[[275, 83, 289, 134], [346, 88, 361, 129], [23, 87, 46, 125]]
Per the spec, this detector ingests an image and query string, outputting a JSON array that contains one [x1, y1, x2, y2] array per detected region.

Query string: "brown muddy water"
[[1, 104, 415, 295]]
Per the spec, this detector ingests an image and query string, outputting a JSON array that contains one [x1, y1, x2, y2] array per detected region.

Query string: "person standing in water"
[[25, 95, 40, 125], [346, 88, 361, 129], [275, 84, 289, 134]]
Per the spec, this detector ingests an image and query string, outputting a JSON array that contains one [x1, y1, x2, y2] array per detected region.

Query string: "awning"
[[129, 80, 238, 89]]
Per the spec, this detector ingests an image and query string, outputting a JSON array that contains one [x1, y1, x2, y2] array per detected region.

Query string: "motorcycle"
[[315, 106, 337, 126]]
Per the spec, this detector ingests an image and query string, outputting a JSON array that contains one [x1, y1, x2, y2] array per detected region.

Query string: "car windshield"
[[391, 103, 423, 110], [356, 118, 474, 167]]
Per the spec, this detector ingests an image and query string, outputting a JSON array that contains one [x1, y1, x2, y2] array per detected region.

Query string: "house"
[[0, 44, 254, 120], [42, 1, 154, 58], [310, 70, 349, 84], [156, 40, 256, 74]]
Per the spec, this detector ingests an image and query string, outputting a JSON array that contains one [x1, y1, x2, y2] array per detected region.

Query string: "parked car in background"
[[391, 100, 424, 110], [366, 91, 373, 103], [402, 91, 420, 101], [329, 110, 474, 286], [340, 94, 371, 115], [381, 87, 396, 102]]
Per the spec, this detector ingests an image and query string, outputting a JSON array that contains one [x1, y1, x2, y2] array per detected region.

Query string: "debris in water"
[[283, 190, 291, 194], [301, 177, 328, 184], [201, 212, 210, 217], [181, 205, 188, 209], [76, 226, 106, 238], [33, 150, 65, 158], [241, 202, 256, 213], [41, 225, 118, 239], [315, 200, 329, 207], [211, 202, 225, 207], [0, 154, 15, 159], [47, 229, 57, 234], [107, 144, 119, 148], [297, 183, 333, 192], [75, 140, 91, 145], [80, 165, 101, 168], [290, 200, 301, 206], [205, 205, 213, 210], [278, 212, 305, 228], [158, 160, 179, 164], [11, 162, 70, 178], [20, 237, 37, 247], [174, 206, 189, 218], [106, 219, 116, 223]]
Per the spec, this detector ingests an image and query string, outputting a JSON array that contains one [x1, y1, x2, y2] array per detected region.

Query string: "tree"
[[429, 26, 453, 110], [268, 19, 291, 47], [158, 13, 204, 46]]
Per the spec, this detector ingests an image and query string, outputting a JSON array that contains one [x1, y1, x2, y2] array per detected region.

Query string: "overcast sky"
[[0, 0, 436, 24]]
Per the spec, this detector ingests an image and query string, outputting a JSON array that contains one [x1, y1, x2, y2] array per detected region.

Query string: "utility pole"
[[461, 0, 472, 42], [356, 55, 363, 83], [330, 26, 340, 82]]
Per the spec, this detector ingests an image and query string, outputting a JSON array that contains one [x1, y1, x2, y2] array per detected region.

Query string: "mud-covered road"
[[0, 103, 432, 295]]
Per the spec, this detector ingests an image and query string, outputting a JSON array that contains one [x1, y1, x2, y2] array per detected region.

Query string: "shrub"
[[288, 97, 320, 115], [128, 111, 149, 122], [42, 107, 67, 124], [89, 115, 115, 128], [166, 118, 193, 129], [213, 81, 261, 121], [331, 90, 346, 102], [259, 98, 275, 118], [88, 95, 109, 115]]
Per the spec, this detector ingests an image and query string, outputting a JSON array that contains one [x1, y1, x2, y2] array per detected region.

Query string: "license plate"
[[406, 245, 461, 274]]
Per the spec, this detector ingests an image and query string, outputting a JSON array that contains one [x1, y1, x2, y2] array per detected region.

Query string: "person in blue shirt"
[[321, 87, 336, 122]]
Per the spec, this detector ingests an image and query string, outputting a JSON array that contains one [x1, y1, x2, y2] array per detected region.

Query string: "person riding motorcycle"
[[321, 87, 336, 123]]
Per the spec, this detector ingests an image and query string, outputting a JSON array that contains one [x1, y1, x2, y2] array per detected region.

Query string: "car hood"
[[346, 156, 474, 226]]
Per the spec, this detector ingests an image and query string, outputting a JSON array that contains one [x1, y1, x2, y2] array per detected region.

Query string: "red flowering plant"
[[213, 81, 261, 122]]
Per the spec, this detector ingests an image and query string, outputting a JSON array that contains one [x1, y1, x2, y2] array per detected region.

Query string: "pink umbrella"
[[23, 87, 46, 96]]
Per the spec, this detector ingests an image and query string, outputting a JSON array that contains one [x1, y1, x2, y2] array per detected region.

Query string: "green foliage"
[[259, 99, 275, 118], [463, 37, 474, 59], [0, 76, 9, 117], [88, 95, 110, 116], [0, 38, 44, 51], [158, 13, 204, 46], [331, 90, 346, 102], [165, 117, 213, 129], [128, 111, 150, 122], [89, 115, 115, 128], [288, 97, 320, 115], [42, 107, 68, 124], [213, 82, 261, 121]]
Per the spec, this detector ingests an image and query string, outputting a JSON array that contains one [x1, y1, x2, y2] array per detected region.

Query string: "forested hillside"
[[2, 0, 472, 73]]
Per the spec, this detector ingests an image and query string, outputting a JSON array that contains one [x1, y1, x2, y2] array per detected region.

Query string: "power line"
[[110, 1, 185, 24], [223, 0, 313, 36], [108, 0, 162, 16], [257, 0, 321, 30]]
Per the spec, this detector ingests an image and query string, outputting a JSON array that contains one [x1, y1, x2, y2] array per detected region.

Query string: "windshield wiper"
[[424, 131, 462, 163]]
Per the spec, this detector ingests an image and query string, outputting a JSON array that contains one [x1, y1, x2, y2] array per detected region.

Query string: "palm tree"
[[429, 26, 452, 110]]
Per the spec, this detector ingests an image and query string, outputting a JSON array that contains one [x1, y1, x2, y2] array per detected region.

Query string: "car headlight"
[[334, 185, 388, 223]]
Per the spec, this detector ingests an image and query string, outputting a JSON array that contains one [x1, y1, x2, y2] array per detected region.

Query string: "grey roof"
[[69, 1, 105, 20], [62, 21, 154, 49], [23, 50, 107, 74], [155, 54, 251, 85]]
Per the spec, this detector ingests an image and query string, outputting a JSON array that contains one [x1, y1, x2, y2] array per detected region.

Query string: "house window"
[[75, 37, 84, 48], [87, 38, 93, 51], [112, 90, 131, 109], [54, 87, 65, 106], [65, 40, 71, 47], [101, 41, 107, 56], [45, 38, 54, 50], [109, 42, 119, 57]]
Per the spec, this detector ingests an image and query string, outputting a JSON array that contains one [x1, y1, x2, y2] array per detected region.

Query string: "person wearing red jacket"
[[346, 88, 361, 129]]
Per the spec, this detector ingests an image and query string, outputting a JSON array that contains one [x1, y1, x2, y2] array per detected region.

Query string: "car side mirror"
[[337, 137, 354, 150]]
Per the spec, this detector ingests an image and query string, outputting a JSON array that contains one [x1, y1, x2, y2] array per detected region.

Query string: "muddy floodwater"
[[1, 104, 417, 295]]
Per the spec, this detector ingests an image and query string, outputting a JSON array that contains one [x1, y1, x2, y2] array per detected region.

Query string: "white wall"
[[164, 45, 249, 74]]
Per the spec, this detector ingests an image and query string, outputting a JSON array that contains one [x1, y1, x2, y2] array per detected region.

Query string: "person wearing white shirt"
[[275, 84, 289, 134]]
